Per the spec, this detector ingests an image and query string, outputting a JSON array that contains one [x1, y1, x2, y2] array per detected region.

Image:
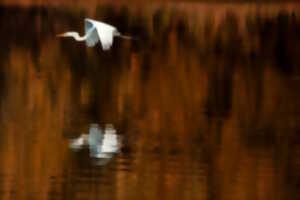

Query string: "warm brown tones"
[[0, 4, 299, 200]]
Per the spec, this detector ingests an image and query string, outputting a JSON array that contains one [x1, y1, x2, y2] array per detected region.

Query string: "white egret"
[[69, 123, 121, 159], [57, 18, 132, 50]]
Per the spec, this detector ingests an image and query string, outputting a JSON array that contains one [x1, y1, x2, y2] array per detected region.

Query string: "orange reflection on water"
[[0, 4, 299, 200]]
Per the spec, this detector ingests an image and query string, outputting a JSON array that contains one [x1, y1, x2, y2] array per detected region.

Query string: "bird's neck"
[[69, 32, 87, 41]]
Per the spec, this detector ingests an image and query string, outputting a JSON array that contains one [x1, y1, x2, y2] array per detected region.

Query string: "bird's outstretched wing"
[[85, 20, 99, 47], [85, 19, 117, 51], [86, 29, 100, 47], [96, 26, 114, 50]]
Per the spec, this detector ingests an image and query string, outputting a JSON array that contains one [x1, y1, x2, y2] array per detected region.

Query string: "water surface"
[[0, 3, 300, 200]]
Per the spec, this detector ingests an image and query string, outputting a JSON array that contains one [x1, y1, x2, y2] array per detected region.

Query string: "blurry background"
[[0, 2, 299, 200]]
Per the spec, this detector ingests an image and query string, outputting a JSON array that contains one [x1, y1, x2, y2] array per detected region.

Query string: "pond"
[[0, 3, 300, 200]]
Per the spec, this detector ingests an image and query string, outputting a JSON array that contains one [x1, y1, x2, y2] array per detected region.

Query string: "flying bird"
[[57, 18, 132, 50]]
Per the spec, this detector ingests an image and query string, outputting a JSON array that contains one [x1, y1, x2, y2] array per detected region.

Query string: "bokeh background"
[[0, 2, 299, 200]]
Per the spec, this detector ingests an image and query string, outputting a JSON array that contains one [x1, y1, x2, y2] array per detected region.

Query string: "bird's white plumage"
[[84, 19, 118, 50], [57, 18, 131, 51], [69, 124, 121, 159], [85, 19, 99, 47]]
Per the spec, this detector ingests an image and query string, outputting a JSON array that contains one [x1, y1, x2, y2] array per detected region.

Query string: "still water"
[[0, 3, 300, 200]]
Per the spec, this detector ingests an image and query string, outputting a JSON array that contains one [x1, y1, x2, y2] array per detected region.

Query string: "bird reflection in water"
[[69, 124, 121, 162]]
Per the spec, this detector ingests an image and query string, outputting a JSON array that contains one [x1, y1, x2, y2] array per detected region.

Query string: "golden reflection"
[[0, 3, 299, 200]]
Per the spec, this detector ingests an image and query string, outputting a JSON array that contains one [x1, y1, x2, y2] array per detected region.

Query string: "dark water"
[[0, 3, 300, 200]]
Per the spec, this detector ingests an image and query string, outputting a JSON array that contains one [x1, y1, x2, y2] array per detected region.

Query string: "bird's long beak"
[[56, 33, 66, 37]]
